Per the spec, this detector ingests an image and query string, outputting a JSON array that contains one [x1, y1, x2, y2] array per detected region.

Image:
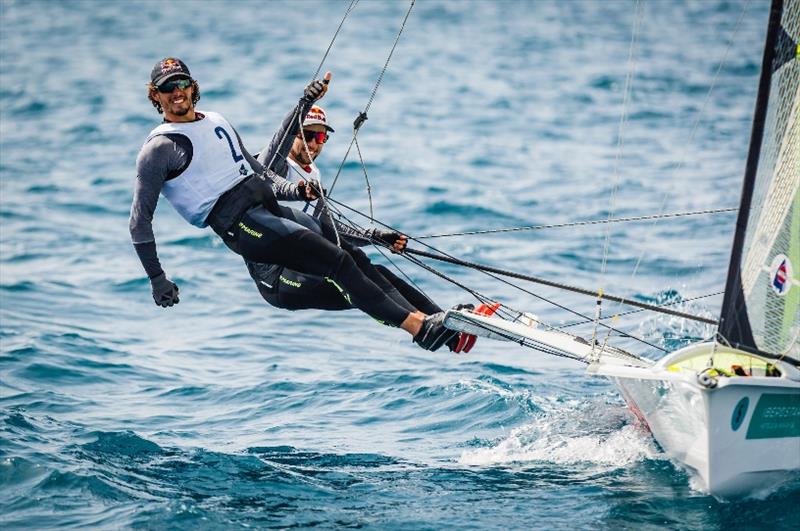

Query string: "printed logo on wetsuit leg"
[[238, 222, 262, 238], [279, 275, 302, 288]]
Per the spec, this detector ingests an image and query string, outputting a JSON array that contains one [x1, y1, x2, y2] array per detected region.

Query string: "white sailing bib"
[[145, 111, 253, 227]]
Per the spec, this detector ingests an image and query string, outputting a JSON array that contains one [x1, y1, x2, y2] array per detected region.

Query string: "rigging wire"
[[606, 0, 753, 323], [559, 291, 723, 328], [353, 137, 375, 223], [372, 243, 440, 309], [296, 113, 341, 247], [402, 246, 717, 326], [321, 196, 569, 320], [327, 0, 416, 197], [601, 0, 644, 277], [263, 0, 359, 180], [318, 196, 498, 307], [319, 194, 671, 352], [287, 0, 660, 351], [321, 195, 723, 354], [284, 0, 732, 356], [415, 207, 738, 239], [402, 247, 668, 353], [309, 0, 360, 82]]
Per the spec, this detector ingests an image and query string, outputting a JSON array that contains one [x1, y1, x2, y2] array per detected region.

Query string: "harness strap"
[[207, 174, 276, 243]]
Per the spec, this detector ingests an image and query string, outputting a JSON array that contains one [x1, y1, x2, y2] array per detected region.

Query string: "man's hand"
[[150, 272, 179, 307], [303, 71, 332, 102], [297, 179, 324, 201], [371, 229, 408, 253]]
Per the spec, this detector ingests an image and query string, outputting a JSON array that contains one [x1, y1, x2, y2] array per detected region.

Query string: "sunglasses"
[[300, 130, 328, 144], [156, 78, 193, 93]]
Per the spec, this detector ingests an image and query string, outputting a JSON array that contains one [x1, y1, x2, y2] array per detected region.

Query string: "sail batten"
[[718, 0, 800, 360]]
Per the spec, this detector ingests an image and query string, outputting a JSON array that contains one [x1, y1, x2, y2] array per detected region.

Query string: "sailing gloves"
[[303, 79, 328, 102], [297, 179, 324, 201], [150, 273, 179, 307], [369, 228, 407, 253]]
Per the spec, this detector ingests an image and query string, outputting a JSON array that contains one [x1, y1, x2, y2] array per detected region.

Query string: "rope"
[[321, 194, 669, 352], [263, 0, 358, 180], [416, 207, 737, 239], [328, 0, 415, 196], [602, 0, 644, 276]]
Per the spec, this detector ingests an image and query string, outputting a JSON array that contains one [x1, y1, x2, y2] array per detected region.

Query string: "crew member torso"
[[145, 111, 254, 227], [286, 157, 321, 184]]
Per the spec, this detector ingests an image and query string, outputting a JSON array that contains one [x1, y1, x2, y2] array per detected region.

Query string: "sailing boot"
[[413, 311, 459, 352]]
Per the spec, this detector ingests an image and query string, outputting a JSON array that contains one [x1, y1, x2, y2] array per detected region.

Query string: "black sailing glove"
[[297, 179, 325, 201], [369, 228, 407, 252], [150, 273, 179, 307], [303, 79, 328, 102]]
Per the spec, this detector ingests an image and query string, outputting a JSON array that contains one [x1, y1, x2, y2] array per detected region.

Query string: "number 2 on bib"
[[215, 126, 244, 163]]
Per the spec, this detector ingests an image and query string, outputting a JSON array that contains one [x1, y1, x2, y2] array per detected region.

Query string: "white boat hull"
[[589, 342, 800, 497]]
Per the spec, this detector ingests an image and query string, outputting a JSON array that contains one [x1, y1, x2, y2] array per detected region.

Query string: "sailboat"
[[442, 0, 799, 497]]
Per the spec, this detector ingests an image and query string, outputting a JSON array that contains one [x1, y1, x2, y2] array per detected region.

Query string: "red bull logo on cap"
[[160, 58, 182, 74], [305, 106, 327, 124]]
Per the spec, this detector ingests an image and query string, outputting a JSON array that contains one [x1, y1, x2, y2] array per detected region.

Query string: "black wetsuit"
[[245, 211, 442, 318], [130, 97, 415, 327], [242, 113, 441, 320]]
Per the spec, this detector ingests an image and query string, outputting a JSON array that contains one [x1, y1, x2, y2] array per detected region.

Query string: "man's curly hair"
[[147, 79, 201, 114]]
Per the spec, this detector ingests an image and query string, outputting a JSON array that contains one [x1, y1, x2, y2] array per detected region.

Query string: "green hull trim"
[[745, 393, 800, 439]]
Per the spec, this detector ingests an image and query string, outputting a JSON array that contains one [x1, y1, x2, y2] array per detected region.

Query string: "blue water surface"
[[2, 0, 799, 529]]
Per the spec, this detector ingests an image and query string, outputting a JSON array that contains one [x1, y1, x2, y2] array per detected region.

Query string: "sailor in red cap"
[[242, 102, 477, 353]]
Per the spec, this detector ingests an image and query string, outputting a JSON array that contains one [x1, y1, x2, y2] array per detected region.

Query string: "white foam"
[[458, 401, 661, 470]]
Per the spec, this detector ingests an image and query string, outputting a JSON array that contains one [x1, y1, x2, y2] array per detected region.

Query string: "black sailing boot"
[[413, 311, 459, 352]]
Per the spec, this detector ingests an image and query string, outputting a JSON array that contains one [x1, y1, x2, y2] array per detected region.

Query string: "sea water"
[[1, 0, 799, 528]]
